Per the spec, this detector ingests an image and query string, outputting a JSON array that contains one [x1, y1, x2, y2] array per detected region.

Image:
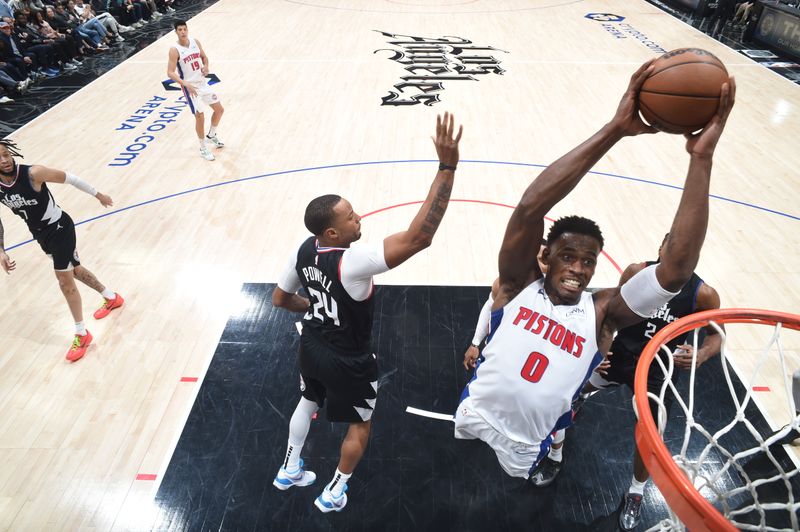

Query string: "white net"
[[640, 317, 800, 532]]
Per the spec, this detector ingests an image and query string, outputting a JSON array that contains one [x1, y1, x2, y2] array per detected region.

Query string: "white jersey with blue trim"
[[466, 278, 602, 446], [173, 38, 205, 85]]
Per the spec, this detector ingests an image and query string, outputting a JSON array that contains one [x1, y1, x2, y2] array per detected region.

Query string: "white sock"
[[198, 137, 206, 148], [75, 321, 87, 335], [629, 476, 647, 495], [283, 397, 317, 471], [101, 288, 115, 300], [207, 126, 217, 138], [549, 444, 563, 462], [327, 469, 351, 497]]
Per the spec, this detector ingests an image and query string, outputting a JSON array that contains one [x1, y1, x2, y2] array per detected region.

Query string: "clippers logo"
[[585, 13, 626, 22], [760, 13, 776, 36]]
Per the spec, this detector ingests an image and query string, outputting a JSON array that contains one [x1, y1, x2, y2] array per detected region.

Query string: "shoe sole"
[[314, 493, 347, 513]]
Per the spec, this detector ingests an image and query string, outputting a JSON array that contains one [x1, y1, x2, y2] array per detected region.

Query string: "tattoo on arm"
[[420, 182, 452, 236]]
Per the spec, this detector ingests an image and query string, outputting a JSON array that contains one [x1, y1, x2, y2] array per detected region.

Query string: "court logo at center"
[[375, 30, 508, 106], [585, 13, 626, 22]]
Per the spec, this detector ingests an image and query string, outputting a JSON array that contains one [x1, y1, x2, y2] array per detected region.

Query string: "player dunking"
[[453, 61, 735, 483], [0, 140, 124, 362], [271, 113, 462, 513], [167, 20, 224, 162]]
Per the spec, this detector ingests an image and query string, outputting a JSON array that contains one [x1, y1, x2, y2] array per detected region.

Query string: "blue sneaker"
[[45, 68, 60, 77], [273, 459, 316, 491], [314, 484, 348, 513]]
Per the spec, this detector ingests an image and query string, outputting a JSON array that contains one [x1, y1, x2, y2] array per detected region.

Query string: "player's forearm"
[[658, 155, 712, 292], [516, 123, 623, 220], [405, 168, 455, 248], [283, 294, 309, 313], [697, 329, 723, 361], [0, 216, 5, 252], [471, 294, 493, 345]]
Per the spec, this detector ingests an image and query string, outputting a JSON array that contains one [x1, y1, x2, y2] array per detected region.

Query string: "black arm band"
[[438, 163, 457, 172]]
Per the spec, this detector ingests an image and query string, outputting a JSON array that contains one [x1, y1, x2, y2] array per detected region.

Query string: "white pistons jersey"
[[465, 278, 602, 446], [173, 38, 205, 85]]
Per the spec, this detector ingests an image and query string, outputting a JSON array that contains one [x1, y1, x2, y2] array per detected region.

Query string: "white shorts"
[[183, 82, 220, 115], [454, 395, 548, 479]]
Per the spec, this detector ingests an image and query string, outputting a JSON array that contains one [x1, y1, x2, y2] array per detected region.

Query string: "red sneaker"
[[66, 331, 93, 362], [94, 293, 124, 319]]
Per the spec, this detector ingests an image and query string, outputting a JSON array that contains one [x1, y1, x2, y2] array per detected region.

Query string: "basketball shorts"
[[298, 331, 378, 423], [35, 212, 80, 271], [454, 395, 549, 480], [183, 81, 219, 115], [589, 344, 677, 421]]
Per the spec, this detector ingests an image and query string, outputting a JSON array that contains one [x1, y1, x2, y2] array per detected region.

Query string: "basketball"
[[639, 48, 729, 134]]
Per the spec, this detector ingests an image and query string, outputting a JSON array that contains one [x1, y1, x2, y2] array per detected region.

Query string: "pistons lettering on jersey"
[[1, 193, 38, 209], [183, 52, 201, 64], [511, 306, 586, 358], [301, 266, 333, 292]]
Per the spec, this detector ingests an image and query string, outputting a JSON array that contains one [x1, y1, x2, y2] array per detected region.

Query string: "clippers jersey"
[[0, 164, 63, 236], [172, 38, 205, 85], [613, 261, 704, 355], [466, 278, 603, 445], [295, 237, 375, 354]]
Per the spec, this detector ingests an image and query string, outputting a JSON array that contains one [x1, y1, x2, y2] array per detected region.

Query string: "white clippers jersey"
[[173, 38, 205, 85], [466, 278, 602, 446]]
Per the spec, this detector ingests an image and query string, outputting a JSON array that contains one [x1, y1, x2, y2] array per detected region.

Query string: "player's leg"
[[275, 339, 323, 490], [72, 265, 124, 319], [205, 100, 224, 148], [529, 428, 564, 487], [315, 352, 377, 513], [43, 216, 93, 361], [620, 360, 671, 531], [195, 110, 214, 161]]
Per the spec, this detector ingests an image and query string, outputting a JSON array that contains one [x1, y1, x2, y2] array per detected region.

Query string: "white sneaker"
[[200, 145, 215, 161], [206, 134, 224, 148], [166, 6, 176, 12], [314, 485, 348, 513], [120, 25, 134, 33], [273, 459, 316, 491], [153, 11, 163, 19], [115, 35, 125, 42], [63, 62, 78, 70], [0, 96, 14, 104]]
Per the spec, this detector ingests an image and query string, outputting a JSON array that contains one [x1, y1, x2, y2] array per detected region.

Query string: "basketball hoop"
[[634, 308, 800, 532]]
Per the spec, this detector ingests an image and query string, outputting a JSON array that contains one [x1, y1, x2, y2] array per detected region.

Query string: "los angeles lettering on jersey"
[[1, 193, 38, 209], [650, 303, 678, 323], [301, 266, 332, 292], [511, 307, 586, 358]]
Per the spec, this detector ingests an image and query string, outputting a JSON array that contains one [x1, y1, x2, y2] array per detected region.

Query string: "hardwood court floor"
[[0, 0, 797, 530]]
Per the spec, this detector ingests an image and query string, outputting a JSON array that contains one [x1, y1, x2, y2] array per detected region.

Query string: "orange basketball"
[[639, 48, 729, 134]]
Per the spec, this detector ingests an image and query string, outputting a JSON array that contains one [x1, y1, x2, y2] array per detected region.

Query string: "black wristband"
[[439, 163, 457, 172]]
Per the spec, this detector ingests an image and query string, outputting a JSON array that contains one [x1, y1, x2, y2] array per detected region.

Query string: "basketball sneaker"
[[199, 145, 215, 161], [528, 456, 562, 487], [66, 331, 93, 362], [206, 134, 224, 148], [273, 459, 316, 491], [94, 293, 124, 320], [619, 492, 643, 531], [314, 485, 348, 513]]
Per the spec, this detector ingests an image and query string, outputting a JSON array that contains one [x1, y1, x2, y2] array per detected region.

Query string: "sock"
[[283, 397, 318, 471], [101, 288, 115, 300], [207, 126, 217, 138], [198, 137, 206, 148], [629, 476, 647, 495], [75, 321, 87, 335], [549, 444, 563, 462], [327, 469, 351, 497]]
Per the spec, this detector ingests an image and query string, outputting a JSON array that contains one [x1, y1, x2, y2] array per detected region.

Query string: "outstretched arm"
[[29, 165, 113, 207], [607, 78, 736, 329], [495, 60, 657, 308], [383, 112, 463, 269], [0, 213, 15, 273]]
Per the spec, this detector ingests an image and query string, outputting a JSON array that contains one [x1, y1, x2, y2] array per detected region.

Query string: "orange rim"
[[634, 308, 800, 532]]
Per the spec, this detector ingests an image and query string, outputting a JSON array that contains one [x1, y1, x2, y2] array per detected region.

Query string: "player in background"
[[167, 19, 224, 162], [0, 139, 123, 362]]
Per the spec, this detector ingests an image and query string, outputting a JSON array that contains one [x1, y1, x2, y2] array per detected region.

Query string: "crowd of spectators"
[[0, 0, 185, 104]]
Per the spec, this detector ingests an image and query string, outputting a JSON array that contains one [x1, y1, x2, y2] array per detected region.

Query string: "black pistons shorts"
[[35, 213, 80, 271], [298, 332, 378, 423]]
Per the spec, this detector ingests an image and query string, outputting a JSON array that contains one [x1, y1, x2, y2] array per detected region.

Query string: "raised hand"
[[685, 77, 736, 158], [431, 111, 463, 168], [610, 59, 659, 137], [95, 192, 113, 207]]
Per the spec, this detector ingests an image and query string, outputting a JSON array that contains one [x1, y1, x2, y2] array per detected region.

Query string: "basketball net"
[[634, 309, 800, 532]]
